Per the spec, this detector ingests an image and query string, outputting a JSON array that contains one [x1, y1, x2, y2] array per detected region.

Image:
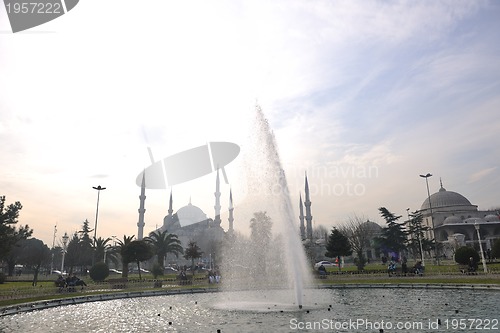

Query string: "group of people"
[[207, 270, 221, 284], [55, 274, 87, 292], [387, 256, 424, 276]]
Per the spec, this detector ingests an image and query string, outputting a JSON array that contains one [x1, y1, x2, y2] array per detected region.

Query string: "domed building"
[[160, 198, 226, 264], [137, 169, 234, 267], [419, 180, 500, 257]]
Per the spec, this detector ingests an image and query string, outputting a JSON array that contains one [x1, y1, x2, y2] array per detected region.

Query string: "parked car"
[[129, 268, 150, 273], [164, 267, 178, 273], [314, 261, 337, 270]]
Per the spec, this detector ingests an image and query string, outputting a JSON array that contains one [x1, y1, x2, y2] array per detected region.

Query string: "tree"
[[17, 238, 51, 286], [63, 233, 81, 274], [145, 229, 183, 275], [454, 246, 479, 265], [78, 219, 94, 269], [250, 211, 273, 245], [93, 237, 114, 264], [5, 240, 26, 277], [339, 216, 376, 270], [377, 207, 407, 258], [115, 235, 135, 278], [183, 241, 203, 273], [0, 196, 32, 263], [404, 210, 431, 260], [313, 225, 329, 243], [492, 239, 500, 259], [325, 227, 352, 271], [64, 220, 95, 274], [121, 240, 154, 280], [249, 211, 273, 274]]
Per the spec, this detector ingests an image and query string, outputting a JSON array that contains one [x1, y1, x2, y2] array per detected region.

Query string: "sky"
[[1, 0, 499, 247]]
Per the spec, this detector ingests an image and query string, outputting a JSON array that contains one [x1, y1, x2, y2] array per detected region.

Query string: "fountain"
[[219, 105, 312, 309], [2, 105, 500, 332]]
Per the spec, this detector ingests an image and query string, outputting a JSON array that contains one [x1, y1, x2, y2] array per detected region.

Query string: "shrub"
[[492, 239, 500, 259], [0, 272, 5, 284], [454, 246, 480, 265], [151, 263, 163, 279], [90, 261, 109, 282]]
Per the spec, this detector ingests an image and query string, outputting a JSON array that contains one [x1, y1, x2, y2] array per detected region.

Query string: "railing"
[[2, 268, 499, 302], [0, 277, 212, 302], [314, 266, 500, 279]]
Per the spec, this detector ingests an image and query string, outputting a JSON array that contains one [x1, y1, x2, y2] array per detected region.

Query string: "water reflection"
[[0, 288, 498, 332]]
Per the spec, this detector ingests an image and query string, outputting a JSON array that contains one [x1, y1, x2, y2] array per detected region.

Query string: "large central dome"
[[177, 202, 207, 227], [420, 186, 472, 210]]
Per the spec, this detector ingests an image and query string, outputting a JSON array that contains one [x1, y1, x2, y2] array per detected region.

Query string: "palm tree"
[[114, 235, 135, 278], [93, 237, 110, 262], [122, 240, 154, 280], [183, 241, 203, 274], [145, 230, 183, 273]]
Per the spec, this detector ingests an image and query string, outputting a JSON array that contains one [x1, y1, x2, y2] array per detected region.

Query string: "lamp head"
[[419, 173, 432, 178]]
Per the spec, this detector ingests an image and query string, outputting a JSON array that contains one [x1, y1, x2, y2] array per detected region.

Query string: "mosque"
[[420, 180, 500, 257], [136, 168, 499, 266], [298, 176, 500, 263], [136, 169, 233, 266]]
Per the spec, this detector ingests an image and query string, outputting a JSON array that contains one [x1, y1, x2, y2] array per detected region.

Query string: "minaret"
[[214, 168, 221, 226], [304, 174, 313, 240], [168, 188, 173, 217], [162, 188, 174, 230], [299, 193, 305, 240], [137, 172, 146, 240], [228, 188, 234, 233]]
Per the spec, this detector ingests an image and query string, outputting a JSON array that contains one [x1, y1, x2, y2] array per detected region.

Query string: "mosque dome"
[[420, 185, 473, 211], [176, 202, 207, 227], [463, 217, 483, 224], [361, 221, 383, 232], [443, 216, 463, 225], [484, 214, 500, 222]]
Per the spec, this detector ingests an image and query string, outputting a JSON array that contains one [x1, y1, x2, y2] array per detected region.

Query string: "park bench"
[[108, 278, 128, 289]]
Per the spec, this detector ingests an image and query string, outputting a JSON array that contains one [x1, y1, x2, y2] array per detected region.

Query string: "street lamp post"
[[420, 173, 439, 265], [61, 232, 69, 273], [50, 224, 57, 275], [474, 222, 488, 273], [92, 185, 106, 245]]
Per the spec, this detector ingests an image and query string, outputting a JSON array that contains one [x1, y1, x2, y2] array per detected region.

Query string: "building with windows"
[[419, 181, 500, 257]]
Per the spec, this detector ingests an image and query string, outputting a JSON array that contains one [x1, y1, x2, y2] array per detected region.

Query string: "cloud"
[[468, 167, 497, 183]]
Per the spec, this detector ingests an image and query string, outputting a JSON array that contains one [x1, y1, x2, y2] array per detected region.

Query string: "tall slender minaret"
[[214, 168, 221, 226], [304, 173, 313, 240], [299, 193, 305, 240], [137, 172, 146, 240], [228, 188, 234, 233], [168, 188, 173, 217]]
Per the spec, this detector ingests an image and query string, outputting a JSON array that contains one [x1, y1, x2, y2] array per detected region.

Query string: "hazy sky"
[[1, 0, 499, 247]]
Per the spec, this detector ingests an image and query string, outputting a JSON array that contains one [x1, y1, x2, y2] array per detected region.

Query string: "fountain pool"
[[1, 287, 498, 332]]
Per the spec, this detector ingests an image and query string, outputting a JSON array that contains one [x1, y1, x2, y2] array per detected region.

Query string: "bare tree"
[[339, 215, 377, 270], [312, 225, 329, 242]]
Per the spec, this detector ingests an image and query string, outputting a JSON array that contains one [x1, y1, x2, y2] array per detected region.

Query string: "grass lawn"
[[1, 266, 499, 308], [326, 261, 500, 273]]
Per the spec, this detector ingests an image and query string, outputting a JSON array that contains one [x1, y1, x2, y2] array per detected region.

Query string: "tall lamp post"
[[474, 222, 488, 273], [61, 232, 69, 273], [50, 224, 57, 275], [420, 173, 439, 265], [92, 185, 106, 245]]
